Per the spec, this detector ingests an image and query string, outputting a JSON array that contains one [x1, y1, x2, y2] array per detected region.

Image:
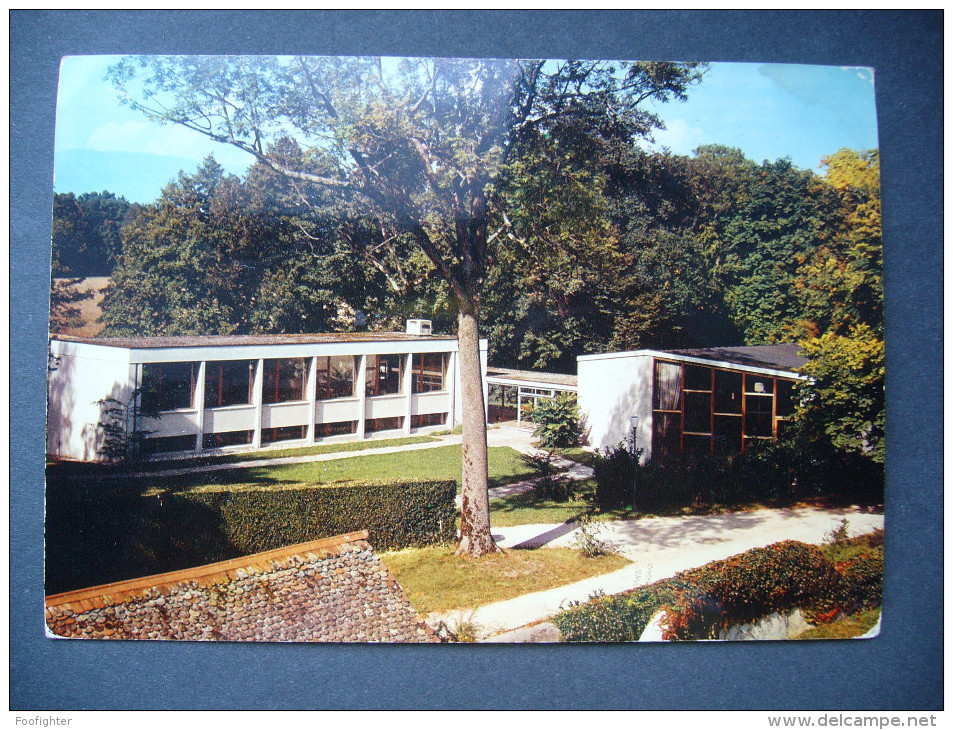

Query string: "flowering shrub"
[[553, 537, 883, 642]]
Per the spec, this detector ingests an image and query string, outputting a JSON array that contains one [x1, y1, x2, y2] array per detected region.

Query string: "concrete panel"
[[365, 394, 406, 419], [315, 397, 361, 424], [261, 402, 311, 429], [140, 411, 198, 438], [203, 406, 256, 434], [411, 391, 451, 415]]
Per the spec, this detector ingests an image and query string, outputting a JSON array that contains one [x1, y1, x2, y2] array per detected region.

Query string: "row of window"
[[142, 412, 449, 455], [652, 359, 799, 457], [140, 354, 449, 413]]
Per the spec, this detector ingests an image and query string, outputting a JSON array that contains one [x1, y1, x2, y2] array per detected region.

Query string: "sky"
[[53, 56, 880, 205]]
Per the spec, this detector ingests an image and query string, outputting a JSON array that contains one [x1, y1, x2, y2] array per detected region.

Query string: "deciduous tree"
[[109, 55, 705, 556]]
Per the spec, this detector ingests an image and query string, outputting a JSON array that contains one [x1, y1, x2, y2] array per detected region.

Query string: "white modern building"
[[47, 321, 487, 462], [578, 344, 809, 458]]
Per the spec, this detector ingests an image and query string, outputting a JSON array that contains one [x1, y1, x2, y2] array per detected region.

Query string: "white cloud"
[[84, 120, 254, 170], [649, 117, 707, 155]]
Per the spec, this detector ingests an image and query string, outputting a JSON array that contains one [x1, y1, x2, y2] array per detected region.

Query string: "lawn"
[[489, 477, 631, 527], [380, 544, 630, 615], [46, 435, 440, 478], [58, 444, 542, 495]]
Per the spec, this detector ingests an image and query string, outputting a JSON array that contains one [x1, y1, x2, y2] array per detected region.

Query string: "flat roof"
[[665, 344, 808, 372], [578, 343, 808, 376], [486, 366, 578, 389], [53, 332, 456, 350]]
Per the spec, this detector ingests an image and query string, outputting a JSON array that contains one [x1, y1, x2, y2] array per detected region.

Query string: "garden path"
[[427, 505, 884, 642]]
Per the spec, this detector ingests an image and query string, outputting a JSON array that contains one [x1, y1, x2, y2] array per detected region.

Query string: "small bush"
[[530, 394, 585, 449], [592, 444, 639, 511], [836, 553, 884, 611], [523, 451, 576, 501], [570, 515, 613, 558]]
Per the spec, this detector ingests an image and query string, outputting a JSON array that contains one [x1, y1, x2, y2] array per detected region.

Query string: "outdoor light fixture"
[[630, 415, 639, 453]]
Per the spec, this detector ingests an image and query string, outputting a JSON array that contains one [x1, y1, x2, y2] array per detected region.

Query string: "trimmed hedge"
[[553, 538, 883, 642], [45, 479, 456, 594], [177, 479, 457, 555], [591, 437, 885, 514]]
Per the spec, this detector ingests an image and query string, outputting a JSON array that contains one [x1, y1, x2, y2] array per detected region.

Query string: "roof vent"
[[406, 319, 433, 335]]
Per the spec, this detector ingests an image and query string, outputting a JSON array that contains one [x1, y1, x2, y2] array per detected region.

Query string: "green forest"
[[49, 57, 883, 468]]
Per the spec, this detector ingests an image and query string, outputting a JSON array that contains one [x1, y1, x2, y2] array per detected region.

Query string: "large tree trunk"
[[455, 305, 499, 557]]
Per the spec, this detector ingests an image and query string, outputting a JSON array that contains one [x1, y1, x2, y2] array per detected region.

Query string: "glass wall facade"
[[315, 355, 357, 400], [140, 362, 197, 412], [366, 354, 403, 397], [262, 358, 308, 404], [412, 353, 446, 393], [205, 360, 257, 408], [652, 358, 800, 457]]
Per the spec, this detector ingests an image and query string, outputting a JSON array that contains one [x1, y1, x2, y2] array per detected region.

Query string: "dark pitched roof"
[[666, 343, 808, 373], [53, 332, 455, 349], [45, 532, 438, 643]]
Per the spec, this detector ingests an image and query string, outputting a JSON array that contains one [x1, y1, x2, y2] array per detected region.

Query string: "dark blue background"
[[11, 10, 943, 710]]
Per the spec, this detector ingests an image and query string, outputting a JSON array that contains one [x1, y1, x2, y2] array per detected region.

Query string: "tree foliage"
[[108, 54, 706, 556], [52, 191, 132, 277]]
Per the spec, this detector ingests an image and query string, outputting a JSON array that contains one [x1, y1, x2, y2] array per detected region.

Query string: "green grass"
[[46, 435, 440, 477], [489, 478, 631, 527], [59, 444, 540, 495], [380, 544, 630, 615], [795, 608, 881, 640]]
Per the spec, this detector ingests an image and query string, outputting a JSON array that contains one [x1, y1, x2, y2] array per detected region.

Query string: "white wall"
[[46, 342, 134, 461], [577, 353, 654, 454]]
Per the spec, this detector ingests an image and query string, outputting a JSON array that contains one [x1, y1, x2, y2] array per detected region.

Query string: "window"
[[142, 434, 196, 455], [743, 381, 774, 439], [366, 416, 404, 433], [714, 370, 743, 414], [652, 358, 800, 457], [412, 353, 447, 393], [653, 361, 682, 411], [262, 358, 307, 404], [488, 383, 520, 423], [366, 354, 403, 397], [411, 412, 447, 428], [776, 379, 797, 418], [261, 425, 307, 444], [652, 412, 681, 459], [315, 420, 358, 438], [713, 415, 743, 455], [315, 356, 356, 400], [202, 430, 254, 449], [140, 362, 197, 412], [205, 360, 257, 408]]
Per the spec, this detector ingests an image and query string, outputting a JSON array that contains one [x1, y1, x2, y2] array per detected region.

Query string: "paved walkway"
[[426, 505, 884, 642]]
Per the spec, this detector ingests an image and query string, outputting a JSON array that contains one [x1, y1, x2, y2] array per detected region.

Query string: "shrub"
[[570, 515, 613, 558], [530, 394, 585, 449], [554, 582, 681, 642], [554, 538, 882, 642], [45, 478, 457, 594], [179, 479, 457, 554], [590, 432, 884, 516], [836, 553, 884, 611], [592, 444, 639, 511], [523, 451, 576, 501]]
